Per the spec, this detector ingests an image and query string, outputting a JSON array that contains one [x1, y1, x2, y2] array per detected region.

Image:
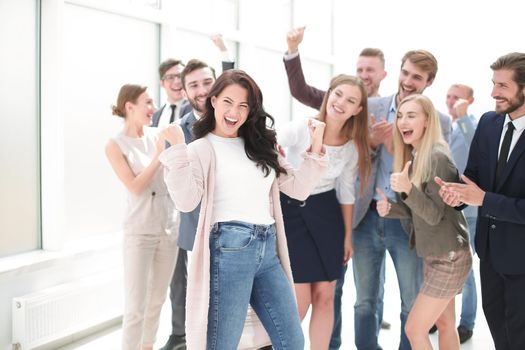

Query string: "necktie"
[[495, 121, 515, 186], [169, 104, 177, 123]]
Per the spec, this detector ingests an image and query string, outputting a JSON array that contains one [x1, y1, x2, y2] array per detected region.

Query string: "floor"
[[59, 256, 495, 350]]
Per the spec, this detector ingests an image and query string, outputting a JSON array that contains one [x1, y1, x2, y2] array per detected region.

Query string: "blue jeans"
[[207, 221, 304, 350], [330, 265, 347, 350], [350, 209, 421, 350], [459, 216, 477, 330], [331, 260, 386, 350], [377, 259, 386, 333]]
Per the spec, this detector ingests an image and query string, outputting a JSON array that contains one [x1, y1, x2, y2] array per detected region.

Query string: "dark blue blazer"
[[173, 110, 200, 251], [464, 111, 525, 274]]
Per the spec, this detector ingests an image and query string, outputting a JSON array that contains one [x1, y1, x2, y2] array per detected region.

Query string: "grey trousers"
[[169, 248, 188, 336]]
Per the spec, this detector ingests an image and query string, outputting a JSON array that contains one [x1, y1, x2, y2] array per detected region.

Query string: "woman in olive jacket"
[[376, 94, 472, 350]]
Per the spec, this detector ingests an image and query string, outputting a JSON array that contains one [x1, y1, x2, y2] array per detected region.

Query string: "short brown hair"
[[158, 59, 184, 79], [491, 52, 525, 89], [111, 84, 147, 118], [359, 48, 385, 67], [401, 50, 438, 82], [181, 59, 216, 88]]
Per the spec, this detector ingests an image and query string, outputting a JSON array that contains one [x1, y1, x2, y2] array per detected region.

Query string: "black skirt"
[[280, 189, 345, 283]]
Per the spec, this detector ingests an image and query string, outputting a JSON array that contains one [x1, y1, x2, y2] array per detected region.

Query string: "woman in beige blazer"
[[376, 94, 472, 350]]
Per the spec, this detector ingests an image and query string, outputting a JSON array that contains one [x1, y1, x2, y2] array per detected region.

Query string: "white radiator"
[[12, 273, 123, 349]]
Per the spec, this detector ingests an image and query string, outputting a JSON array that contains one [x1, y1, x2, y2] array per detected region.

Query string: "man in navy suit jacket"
[[437, 52, 525, 350]]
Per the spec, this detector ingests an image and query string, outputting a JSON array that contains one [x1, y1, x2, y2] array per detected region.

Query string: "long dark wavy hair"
[[193, 69, 287, 177]]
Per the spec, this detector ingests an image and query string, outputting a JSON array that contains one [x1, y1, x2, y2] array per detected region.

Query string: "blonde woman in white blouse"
[[277, 75, 371, 349]]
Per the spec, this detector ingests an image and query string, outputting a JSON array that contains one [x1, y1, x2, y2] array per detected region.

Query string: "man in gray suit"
[[159, 58, 234, 350], [446, 83, 478, 343], [350, 50, 450, 350]]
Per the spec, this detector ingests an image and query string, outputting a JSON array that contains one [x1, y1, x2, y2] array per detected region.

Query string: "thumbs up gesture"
[[375, 188, 391, 217], [390, 161, 412, 194]]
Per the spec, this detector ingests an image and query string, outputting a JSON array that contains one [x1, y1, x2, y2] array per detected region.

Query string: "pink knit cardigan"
[[160, 137, 328, 349]]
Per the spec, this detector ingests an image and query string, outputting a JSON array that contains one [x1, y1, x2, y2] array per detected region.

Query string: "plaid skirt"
[[420, 248, 472, 298]]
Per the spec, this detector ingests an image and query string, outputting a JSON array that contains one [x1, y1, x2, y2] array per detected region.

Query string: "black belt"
[[286, 198, 306, 207]]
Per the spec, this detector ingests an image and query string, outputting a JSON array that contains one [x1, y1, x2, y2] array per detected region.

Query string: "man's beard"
[[189, 96, 206, 114], [496, 89, 525, 115]]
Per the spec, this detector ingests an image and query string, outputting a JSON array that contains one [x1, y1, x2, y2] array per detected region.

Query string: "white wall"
[[331, 0, 523, 118]]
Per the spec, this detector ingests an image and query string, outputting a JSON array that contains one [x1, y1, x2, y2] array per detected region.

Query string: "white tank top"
[[112, 127, 178, 235]]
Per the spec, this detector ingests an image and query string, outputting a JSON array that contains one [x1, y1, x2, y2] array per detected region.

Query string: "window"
[[0, 0, 40, 257], [61, 3, 160, 241]]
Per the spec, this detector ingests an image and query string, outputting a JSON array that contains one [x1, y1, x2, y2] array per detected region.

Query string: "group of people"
[[104, 30, 525, 350]]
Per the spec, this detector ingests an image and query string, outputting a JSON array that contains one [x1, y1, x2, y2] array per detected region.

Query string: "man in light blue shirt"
[[446, 83, 478, 344]]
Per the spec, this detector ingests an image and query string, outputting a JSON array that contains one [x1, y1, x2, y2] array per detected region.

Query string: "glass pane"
[[211, 0, 238, 32], [238, 47, 292, 129], [290, 59, 332, 121], [239, 0, 291, 49], [0, 0, 40, 257], [292, 1, 332, 56], [169, 0, 213, 30], [171, 30, 230, 73], [62, 4, 160, 240], [133, 0, 160, 9]]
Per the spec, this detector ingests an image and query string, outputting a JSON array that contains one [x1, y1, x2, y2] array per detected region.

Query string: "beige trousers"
[[122, 233, 178, 349]]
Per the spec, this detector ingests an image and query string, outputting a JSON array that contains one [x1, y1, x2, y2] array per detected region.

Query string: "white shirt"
[[206, 133, 275, 225], [277, 118, 358, 204], [157, 100, 185, 127], [498, 114, 525, 160]]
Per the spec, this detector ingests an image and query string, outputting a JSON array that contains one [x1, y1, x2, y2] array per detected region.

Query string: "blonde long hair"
[[317, 74, 371, 194], [393, 94, 449, 188]]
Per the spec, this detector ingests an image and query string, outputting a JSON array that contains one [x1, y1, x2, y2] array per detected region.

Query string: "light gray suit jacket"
[[353, 94, 452, 229], [450, 115, 477, 218]]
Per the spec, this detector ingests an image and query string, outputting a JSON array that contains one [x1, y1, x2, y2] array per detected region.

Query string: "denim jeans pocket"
[[213, 223, 255, 252]]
